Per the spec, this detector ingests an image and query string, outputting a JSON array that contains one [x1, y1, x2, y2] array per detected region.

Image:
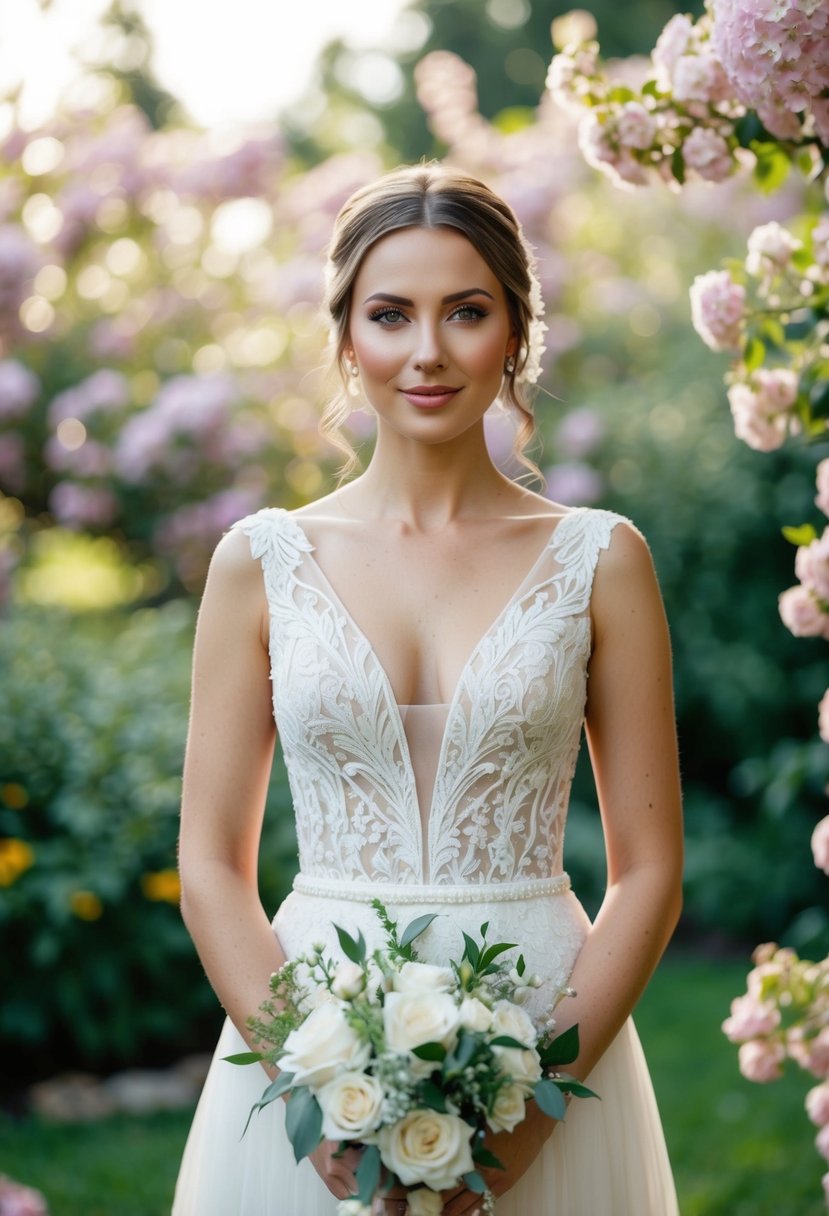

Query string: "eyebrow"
[[362, 288, 495, 306]]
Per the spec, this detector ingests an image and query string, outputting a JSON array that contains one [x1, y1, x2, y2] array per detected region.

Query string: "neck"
[[343, 418, 517, 530]]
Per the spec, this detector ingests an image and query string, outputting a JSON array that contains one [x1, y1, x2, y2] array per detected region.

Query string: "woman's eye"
[[368, 307, 406, 324], [452, 305, 488, 321]]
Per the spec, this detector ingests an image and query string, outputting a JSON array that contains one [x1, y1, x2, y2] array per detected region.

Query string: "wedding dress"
[[173, 506, 679, 1215]]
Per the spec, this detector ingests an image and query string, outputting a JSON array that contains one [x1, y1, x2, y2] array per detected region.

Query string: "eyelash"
[[367, 304, 489, 325]]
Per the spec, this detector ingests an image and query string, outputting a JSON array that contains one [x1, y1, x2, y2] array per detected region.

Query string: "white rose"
[[492, 1044, 542, 1094], [406, 1186, 445, 1216], [336, 1201, 372, 1216], [486, 1082, 527, 1134], [316, 1070, 384, 1141], [331, 961, 367, 1001], [458, 997, 493, 1033], [490, 1000, 538, 1048], [280, 1002, 371, 1089], [393, 961, 454, 994], [383, 992, 460, 1075], [377, 1109, 474, 1191]]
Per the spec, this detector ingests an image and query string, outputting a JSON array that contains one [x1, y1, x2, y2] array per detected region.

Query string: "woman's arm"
[[178, 528, 285, 1042], [443, 521, 684, 1215]]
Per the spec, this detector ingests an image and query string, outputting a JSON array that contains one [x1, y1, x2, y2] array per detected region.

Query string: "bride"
[[173, 163, 684, 1215]]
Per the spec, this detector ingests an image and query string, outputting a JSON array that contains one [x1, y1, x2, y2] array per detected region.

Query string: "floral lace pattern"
[[232, 507, 626, 888]]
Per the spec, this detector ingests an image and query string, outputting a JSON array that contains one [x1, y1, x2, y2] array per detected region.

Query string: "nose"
[[412, 320, 447, 371]]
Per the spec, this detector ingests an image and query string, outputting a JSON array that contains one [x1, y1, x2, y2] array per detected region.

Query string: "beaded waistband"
[[291, 872, 571, 905]]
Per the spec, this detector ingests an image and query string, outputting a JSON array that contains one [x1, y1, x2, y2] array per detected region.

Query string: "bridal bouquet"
[[228, 901, 595, 1214]]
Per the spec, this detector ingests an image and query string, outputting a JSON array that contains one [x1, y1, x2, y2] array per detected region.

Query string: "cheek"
[[350, 322, 401, 381]]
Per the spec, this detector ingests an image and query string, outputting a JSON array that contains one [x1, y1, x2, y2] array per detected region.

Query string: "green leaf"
[[223, 1051, 264, 1065], [400, 912, 438, 949], [355, 1144, 382, 1205], [608, 85, 635, 104], [412, 1041, 447, 1062], [462, 932, 480, 969], [671, 146, 685, 186], [555, 1077, 599, 1100], [742, 335, 765, 372], [642, 79, 660, 98], [516, 953, 526, 978], [735, 111, 765, 148], [533, 1078, 567, 1120], [490, 1035, 531, 1049], [752, 141, 792, 193], [462, 1170, 488, 1193], [285, 1087, 323, 1163], [782, 524, 817, 546], [259, 1070, 296, 1104], [445, 1031, 476, 1075], [540, 1024, 579, 1067], [335, 924, 366, 965], [480, 921, 489, 939], [419, 1079, 448, 1112], [479, 942, 517, 968], [473, 1144, 506, 1170], [492, 105, 536, 134]]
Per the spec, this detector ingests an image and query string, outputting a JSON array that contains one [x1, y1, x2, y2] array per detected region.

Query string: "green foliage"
[[0, 603, 297, 1082]]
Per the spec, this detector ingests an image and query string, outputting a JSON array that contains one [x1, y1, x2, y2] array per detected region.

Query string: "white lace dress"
[[173, 507, 679, 1215]]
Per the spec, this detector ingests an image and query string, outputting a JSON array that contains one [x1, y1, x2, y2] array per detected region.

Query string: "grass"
[[1, 954, 825, 1215]]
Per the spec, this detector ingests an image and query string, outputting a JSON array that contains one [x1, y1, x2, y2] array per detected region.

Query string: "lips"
[[400, 385, 461, 409]]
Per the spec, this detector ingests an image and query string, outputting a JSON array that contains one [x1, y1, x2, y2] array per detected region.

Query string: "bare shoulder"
[[198, 526, 268, 643], [207, 525, 262, 585], [591, 516, 666, 638]]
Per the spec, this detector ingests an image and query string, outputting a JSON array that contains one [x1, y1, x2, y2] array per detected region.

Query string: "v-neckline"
[[287, 508, 581, 709], [282, 508, 585, 879]]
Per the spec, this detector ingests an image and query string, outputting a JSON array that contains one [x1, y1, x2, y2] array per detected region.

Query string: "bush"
[[0, 603, 297, 1083]]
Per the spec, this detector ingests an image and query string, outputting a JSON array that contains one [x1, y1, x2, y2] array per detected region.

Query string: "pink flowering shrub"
[[0, 1176, 48, 1216]]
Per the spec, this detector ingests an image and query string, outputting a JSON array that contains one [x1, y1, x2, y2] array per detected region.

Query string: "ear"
[[506, 332, 518, 358]]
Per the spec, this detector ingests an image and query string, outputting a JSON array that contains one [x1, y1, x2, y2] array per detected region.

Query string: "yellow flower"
[[141, 869, 181, 903], [1, 783, 29, 810], [69, 890, 103, 921], [0, 837, 34, 886]]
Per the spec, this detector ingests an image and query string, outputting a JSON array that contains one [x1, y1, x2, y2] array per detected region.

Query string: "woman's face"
[[345, 225, 516, 443]]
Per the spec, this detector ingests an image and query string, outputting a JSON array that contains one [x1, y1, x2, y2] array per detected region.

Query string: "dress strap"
[[229, 507, 312, 616]]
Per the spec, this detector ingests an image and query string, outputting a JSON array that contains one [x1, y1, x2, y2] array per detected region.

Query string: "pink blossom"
[[807, 1081, 829, 1127], [788, 1024, 829, 1078], [690, 269, 745, 351], [811, 817, 829, 879], [615, 102, 657, 151], [682, 127, 733, 182], [727, 383, 786, 451], [653, 14, 696, 83], [49, 481, 118, 528], [0, 359, 39, 419], [818, 1122, 829, 1162], [44, 437, 112, 477], [0, 224, 41, 315], [114, 373, 236, 482], [746, 221, 801, 277], [778, 585, 829, 638], [578, 114, 650, 187], [48, 370, 130, 426], [0, 1175, 48, 1216], [824, 1170, 829, 1207], [722, 993, 781, 1042], [738, 1037, 785, 1082], [555, 407, 606, 459], [816, 459, 829, 516], [672, 53, 732, 106], [795, 530, 829, 602], [543, 461, 604, 506]]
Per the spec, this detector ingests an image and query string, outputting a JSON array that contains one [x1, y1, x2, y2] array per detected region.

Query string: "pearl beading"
[[291, 872, 572, 904]]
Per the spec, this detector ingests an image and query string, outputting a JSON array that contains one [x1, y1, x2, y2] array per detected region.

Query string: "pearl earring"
[[504, 355, 516, 375], [350, 364, 359, 376]]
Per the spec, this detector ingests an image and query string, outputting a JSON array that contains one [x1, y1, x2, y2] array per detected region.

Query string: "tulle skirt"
[[173, 884, 678, 1216]]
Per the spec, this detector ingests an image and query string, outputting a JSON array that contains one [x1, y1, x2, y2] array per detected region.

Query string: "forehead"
[[353, 225, 504, 300]]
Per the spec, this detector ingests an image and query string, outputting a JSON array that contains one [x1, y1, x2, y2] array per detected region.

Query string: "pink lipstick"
[[400, 385, 461, 409]]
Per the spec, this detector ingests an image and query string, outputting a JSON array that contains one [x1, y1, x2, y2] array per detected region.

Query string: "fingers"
[[441, 1188, 490, 1216]]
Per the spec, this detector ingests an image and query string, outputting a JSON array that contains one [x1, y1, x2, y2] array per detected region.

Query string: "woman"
[[173, 164, 684, 1215]]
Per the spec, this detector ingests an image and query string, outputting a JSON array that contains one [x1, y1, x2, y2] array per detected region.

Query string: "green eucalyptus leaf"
[[355, 1144, 381, 1204], [223, 1051, 264, 1065], [285, 1087, 323, 1163], [335, 924, 366, 965], [479, 942, 517, 968], [540, 1024, 579, 1067], [462, 1170, 488, 1193], [412, 1041, 447, 1062], [419, 1079, 448, 1112], [490, 1034, 531, 1049], [473, 1144, 506, 1170], [400, 912, 438, 949], [534, 1078, 567, 1120]]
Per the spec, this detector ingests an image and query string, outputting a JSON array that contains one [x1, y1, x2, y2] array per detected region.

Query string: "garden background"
[[0, 0, 826, 1212]]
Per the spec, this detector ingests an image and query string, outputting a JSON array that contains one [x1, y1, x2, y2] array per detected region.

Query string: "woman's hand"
[[440, 1103, 557, 1216], [308, 1138, 365, 1200]]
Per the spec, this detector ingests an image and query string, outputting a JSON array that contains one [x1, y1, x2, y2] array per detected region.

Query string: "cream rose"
[[490, 1000, 538, 1047], [316, 1070, 384, 1141], [280, 1002, 371, 1089], [487, 1082, 527, 1134], [331, 961, 366, 1001], [458, 996, 493, 1033], [406, 1186, 445, 1216], [383, 992, 460, 1075], [492, 1043, 542, 1094], [377, 1109, 474, 1191], [393, 961, 454, 994]]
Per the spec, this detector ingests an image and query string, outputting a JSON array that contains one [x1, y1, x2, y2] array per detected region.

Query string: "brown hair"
[[320, 162, 543, 480]]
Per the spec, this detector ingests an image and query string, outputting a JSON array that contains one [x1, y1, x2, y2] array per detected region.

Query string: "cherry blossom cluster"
[[547, 1, 829, 192], [711, 0, 829, 145], [689, 216, 829, 451], [779, 464, 829, 640], [722, 942, 829, 1194]]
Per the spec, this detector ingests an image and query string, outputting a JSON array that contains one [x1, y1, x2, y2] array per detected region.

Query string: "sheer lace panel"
[[232, 507, 626, 887]]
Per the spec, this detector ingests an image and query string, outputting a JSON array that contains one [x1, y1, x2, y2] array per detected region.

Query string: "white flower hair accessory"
[[515, 236, 548, 386]]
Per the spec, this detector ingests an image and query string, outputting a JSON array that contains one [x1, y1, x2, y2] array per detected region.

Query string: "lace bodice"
[[232, 507, 625, 889]]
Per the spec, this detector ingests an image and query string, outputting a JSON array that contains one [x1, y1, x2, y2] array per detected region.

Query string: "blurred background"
[[0, 0, 826, 1212]]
